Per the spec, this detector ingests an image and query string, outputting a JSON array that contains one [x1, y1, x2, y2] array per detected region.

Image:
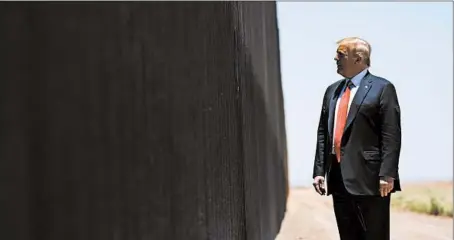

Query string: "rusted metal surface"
[[0, 2, 287, 240]]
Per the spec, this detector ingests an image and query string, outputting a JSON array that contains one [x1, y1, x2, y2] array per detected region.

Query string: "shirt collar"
[[349, 68, 369, 87]]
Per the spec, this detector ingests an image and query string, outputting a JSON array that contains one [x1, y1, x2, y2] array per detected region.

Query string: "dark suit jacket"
[[313, 71, 402, 196]]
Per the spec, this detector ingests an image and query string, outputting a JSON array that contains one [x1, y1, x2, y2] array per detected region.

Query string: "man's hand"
[[313, 176, 326, 195], [379, 176, 394, 197]]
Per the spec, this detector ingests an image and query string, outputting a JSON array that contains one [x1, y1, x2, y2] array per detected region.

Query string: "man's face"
[[334, 45, 356, 78]]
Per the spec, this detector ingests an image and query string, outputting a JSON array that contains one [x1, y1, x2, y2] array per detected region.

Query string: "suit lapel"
[[327, 80, 345, 140], [343, 73, 373, 133]]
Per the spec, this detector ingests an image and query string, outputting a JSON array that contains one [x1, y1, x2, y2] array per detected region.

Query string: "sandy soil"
[[275, 188, 453, 240]]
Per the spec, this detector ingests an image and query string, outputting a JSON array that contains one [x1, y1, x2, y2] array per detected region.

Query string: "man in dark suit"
[[312, 37, 402, 240]]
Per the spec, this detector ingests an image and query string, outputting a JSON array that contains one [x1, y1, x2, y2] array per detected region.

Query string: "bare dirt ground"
[[276, 188, 453, 240]]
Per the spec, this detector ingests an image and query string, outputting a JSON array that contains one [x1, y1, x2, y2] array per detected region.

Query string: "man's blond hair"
[[337, 37, 371, 66]]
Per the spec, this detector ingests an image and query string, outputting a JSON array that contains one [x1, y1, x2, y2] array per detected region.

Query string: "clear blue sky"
[[277, 2, 453, 187]]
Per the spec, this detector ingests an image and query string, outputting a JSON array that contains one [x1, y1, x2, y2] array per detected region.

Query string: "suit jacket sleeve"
[[313, 88, 329, 178], [378, 82, 402, 179]]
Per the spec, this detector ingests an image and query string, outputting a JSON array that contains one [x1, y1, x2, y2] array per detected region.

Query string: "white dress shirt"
[[332, 68, 369, 153]]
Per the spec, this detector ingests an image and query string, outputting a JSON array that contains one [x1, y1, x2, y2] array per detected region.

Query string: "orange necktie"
[[334, 81, 352, 162]]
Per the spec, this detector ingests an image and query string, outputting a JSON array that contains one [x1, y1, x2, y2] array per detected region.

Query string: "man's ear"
[[355, 56, 362, 64]]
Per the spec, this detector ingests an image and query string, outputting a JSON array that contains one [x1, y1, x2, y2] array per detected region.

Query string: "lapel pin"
[[365, 86, 368, 89]]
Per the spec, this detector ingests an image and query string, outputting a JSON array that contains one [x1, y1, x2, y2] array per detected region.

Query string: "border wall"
[[0, 2, 288, 239]]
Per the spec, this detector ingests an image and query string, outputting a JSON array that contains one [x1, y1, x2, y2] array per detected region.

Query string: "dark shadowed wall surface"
[[0, 2, 287, 240]]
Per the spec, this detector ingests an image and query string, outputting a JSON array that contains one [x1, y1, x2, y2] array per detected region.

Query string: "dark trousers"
[[328, 155, 391, 240]]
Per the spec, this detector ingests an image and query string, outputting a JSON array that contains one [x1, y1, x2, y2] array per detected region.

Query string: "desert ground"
[[276, 187, 453, 240]]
